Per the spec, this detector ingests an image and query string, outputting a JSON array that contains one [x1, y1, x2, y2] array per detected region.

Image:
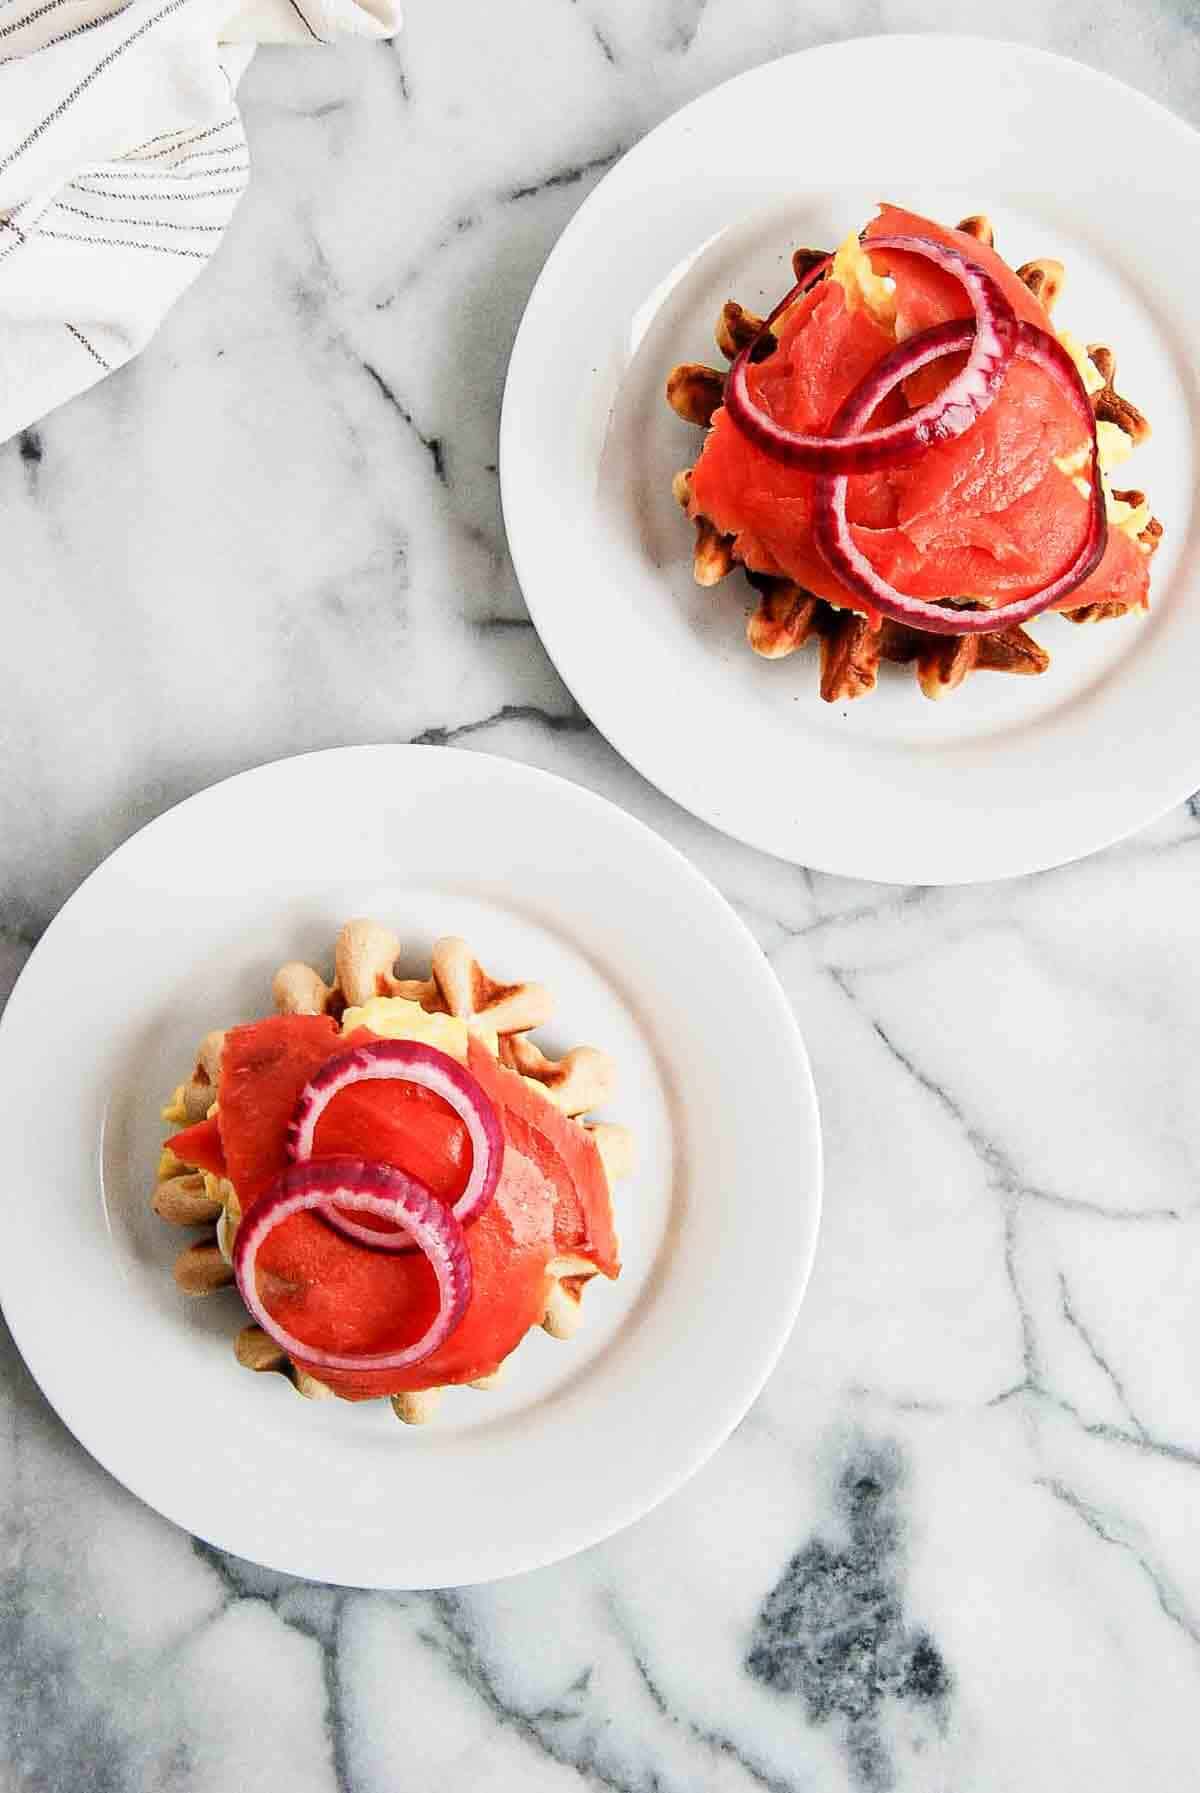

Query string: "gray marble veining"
[[4, 1, 1200, 1788]]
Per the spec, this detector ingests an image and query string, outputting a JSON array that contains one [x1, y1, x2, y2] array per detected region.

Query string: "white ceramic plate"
[[0, 747, 820, 1588], [501, 36, 1200, 883]]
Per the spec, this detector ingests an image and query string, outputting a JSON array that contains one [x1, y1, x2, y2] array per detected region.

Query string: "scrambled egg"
[[1050, 338, 1149, 536], [831, 231, 896, 328], [1100, 484, 1151, 538], [340, 995, 499, 1061], [160, 1087, 191, 1126], [1054, 425, 1147, 538], [1052, 464, 1149, 538], [1057, 329, 1106, 397], [1094, 420, 1133, 472]]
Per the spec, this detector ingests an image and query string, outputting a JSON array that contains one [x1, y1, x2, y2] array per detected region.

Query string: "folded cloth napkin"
[[0, 0, 399, 442]]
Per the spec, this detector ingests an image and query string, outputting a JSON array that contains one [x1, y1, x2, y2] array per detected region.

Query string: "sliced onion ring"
[[811, 319, 1109, 636], [232, 1156, 471, 1372], [286, 1038, 504, 1252], [724, 233, 1018, 474]]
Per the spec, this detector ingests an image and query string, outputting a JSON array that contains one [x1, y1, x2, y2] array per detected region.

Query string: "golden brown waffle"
[[1089, 343, 1151, 446], [665, 213, 1163, 703], [154, 921, 633, 1423]]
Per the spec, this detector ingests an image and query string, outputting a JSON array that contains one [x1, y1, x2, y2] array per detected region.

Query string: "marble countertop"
[[4, 2, 1200, 1788]]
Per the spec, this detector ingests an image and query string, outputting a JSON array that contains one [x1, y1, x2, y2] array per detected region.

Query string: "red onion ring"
[[286, 1039, 504, 1252], [724, 234, 1018, 473], [811, 319, 1108, 635], [232, 1156, 471, 1372]]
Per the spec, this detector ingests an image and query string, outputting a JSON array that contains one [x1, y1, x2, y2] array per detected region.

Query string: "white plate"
[[0, 746, 820, 1588], [501, 37, 1200, 884]]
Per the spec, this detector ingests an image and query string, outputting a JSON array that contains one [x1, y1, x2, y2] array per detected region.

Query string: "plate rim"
[[0, 743, 823, 1586], [500, 33, 1200, 885]]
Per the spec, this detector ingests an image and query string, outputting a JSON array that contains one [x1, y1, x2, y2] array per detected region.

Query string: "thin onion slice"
[[811, 319, 1108, 635], [724, 233, 1018, 473], [286, 1038, 504, 1252], [232, 1156, 471, 1372]]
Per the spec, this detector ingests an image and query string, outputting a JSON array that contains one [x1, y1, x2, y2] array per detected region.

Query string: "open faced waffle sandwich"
[[153, 919, 633, 1424], [666, 205, 1163, 702]]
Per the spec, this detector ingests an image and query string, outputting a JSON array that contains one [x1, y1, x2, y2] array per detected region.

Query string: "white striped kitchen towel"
[[0, 0, 399, 442]]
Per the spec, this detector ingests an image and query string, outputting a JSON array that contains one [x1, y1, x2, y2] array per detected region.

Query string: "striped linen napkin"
[[0, 0, 399, 442]]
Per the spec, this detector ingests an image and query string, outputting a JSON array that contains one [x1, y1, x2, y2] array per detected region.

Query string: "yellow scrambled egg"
[[1056, 329, 1105, 397], [339, 995, 499, 1061], [160, 1087, 191, 1126], [832, 231, 897, 327]]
